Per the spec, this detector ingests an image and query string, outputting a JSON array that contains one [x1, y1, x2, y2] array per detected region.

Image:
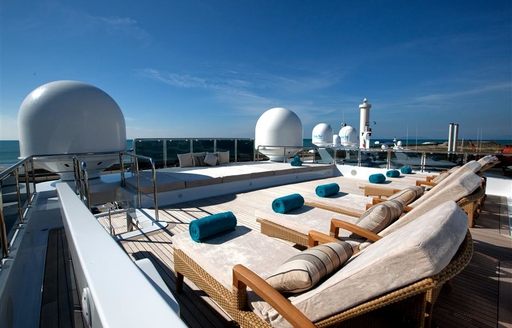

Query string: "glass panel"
[[423, 152, 460, 172], [236, 139, 254, 162], [390, 151, 422, 170], [134, 140, 164, 169], [192, 139, 214, 153], [336, 149, 360, 165], [166, 140, 191, 167], [359, 150, 387, 168], [216, 140, 236, 162]]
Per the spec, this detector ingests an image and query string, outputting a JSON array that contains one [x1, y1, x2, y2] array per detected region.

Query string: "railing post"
[[80, 162, 91, 210], [135, 155, 141, 208], [14, 168, 23, 224], [150, 159, 159, 220], [30, 158, 36, 193], [386, 149, 391, 170], [283, 147, 286, 163], [24, 161, 31, 205], [357, 149, 362, 167], [421, 152, 426, 172], [235, 139, 238, 162], [163, 139, 167, 168], [213, 139, 217, 153], [0, 182, 8, 259], [119, 152, 126, 187], [189, 139, 193, 153]]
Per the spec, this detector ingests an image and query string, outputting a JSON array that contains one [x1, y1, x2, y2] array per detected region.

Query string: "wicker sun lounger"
[[368, 170, 485, 227], [173, 202, 473, 328], [258, 170, 482, 248]]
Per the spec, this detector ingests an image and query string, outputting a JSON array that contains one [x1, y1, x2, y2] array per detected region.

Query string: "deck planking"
[[40, 228, 84, 328]]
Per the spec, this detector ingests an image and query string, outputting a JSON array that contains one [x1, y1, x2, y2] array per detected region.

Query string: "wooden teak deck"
[[42, 177, 512, 327]]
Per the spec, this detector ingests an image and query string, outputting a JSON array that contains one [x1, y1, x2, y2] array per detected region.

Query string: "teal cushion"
[[369, 173, 386, 184], [272, 194, 305, 213], [189, 211, 237, 242], [290, 155, 303, 167], [315, 183, 340, 197], [386, 170, 400, 178], [400, 166, 412, 174]]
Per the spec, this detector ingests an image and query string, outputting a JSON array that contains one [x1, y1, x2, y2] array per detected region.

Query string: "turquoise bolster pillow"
[[272, 193, 304, 213], [400, 166, 412, 174], [369, 173, 386, 184], [386, 170, 400, 178], [315, 183, 340, 197], [290, 155, 303, 167], [189, 211, 237, 242]]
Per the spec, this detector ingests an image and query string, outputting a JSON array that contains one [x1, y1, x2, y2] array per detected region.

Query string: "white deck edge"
[[57, 183, 185, 328]]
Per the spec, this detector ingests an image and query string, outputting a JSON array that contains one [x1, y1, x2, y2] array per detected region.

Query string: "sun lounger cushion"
[[189, 211, 237, 242], [315, 183, 340, 197], [354, 199, 403, 234], [369, 173, 386, 184], [250, 201, 468, 326], [386, 170, 400, 177], [204, 153, 219, 166], [272, 194, 305, 213], [379, 171, 481, 237], [410, 163, 480, 208], [400, 166, 412, 174], [432, 166, 459, 183], [177, 153, 194, 168], [255, 208, 364, 250], [460, 160, 481, 173], [193, 154, 206, 166], [388, 186, 423, 206], [477, 155, 499, 167], [216, 151, 230, 164], [173, 227, 299, 289], [266, 242, 353, 293]]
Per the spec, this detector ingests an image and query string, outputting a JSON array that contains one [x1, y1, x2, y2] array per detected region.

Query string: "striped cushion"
[[388, 186, 423, 206], [353, 199, 403, 235], [266, 242, 353, 294]]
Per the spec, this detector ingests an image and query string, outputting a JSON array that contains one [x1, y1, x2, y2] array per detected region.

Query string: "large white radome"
[[312, 123, 333, 147], [339, 125, 358, 147], [18, 80, 126, 179], [255, 107, 303, 161]]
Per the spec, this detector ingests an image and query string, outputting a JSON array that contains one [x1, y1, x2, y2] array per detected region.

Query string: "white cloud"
[[86, 15, 151, 43]]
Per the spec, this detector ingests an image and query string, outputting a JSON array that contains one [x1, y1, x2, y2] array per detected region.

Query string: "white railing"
[[57, 183, 184, 328]]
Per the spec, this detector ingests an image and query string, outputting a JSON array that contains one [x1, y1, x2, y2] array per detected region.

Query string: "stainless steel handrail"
[[120, 152, 159, 220]]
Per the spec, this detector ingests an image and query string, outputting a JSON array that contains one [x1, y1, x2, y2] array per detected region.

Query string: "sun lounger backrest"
[[250, 201, 468, 326], [379, 170, 481, 237], [477, 155, 499, 167], [432, 165, 460, 183], [410, 160, 481, 208]]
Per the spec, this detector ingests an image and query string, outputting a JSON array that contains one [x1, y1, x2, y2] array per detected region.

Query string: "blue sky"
[[1, 0, 511, 140]]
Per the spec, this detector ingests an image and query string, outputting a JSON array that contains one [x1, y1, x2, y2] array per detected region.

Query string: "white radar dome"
[[18, 80, 126, 180], [339, 125, 358, 147], [312, 123, 333, 147], [255, 107, 303, 161]]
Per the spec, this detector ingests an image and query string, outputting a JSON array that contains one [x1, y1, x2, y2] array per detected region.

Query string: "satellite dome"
[[339, 125, 358, 147], [312, 123, 333, 147], [18, 80, 126, 179], [255, 107, 303, 161]]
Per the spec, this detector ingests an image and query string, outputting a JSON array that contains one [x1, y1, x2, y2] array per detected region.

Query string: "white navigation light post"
[[359, 98, 372, 149]]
